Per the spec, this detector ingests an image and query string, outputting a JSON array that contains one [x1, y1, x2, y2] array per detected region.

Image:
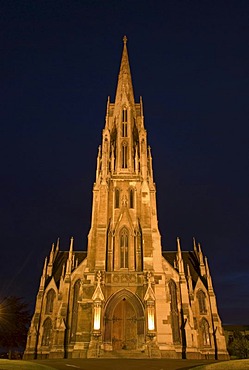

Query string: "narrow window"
[[169, 280, 180, 343], [120, 228, 128, 268], [122, 122, 128, 137], [71, 280, 81, 342], [130, 189, 134, 208], [122, 142, 128, 168], [122, 108, 127, 123], [197, 290, 207, 314], [122, 109, 128, 137], [42, 318, 52, 346], [141, 139, 145, 153], [201, 318, 211, 346], [115, 188, 120, 208], [45, 289, 55, 314]]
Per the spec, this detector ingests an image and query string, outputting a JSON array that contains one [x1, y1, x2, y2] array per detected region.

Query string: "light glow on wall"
[[93, 302, 101, 331], [148, 304, 155, 331]]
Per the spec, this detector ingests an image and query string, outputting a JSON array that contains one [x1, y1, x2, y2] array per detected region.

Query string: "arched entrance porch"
[[103, 289, 145, 351]]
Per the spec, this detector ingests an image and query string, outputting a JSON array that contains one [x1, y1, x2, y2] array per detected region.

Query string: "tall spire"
[[114, 36, 135, 107]]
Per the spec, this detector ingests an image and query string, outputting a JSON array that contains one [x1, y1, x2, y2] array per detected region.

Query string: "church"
[[24, 37, 228, 360]]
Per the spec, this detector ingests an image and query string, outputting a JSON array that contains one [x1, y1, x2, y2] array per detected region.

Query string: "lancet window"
[[115, 188, 120, 208], [169, 280, 180, 343], [197, 290, 207, 314], [122, 142, 128, 168], [201, 318, 211, 346], [71, 279, 81, 342], [122, 108, 127, 122], [122, 108, 128, 137], [120, 227, 129, 268], [122, 122, 128, 137], [42, 318, 52, 346], [129, 188, 134, 208], [45, 289, 55, 315]]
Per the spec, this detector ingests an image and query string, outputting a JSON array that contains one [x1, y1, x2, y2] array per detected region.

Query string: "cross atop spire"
[[123, 35, 127, 44]]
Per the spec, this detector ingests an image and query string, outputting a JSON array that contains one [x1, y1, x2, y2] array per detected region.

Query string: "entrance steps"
[[100, 348, 161, 358]]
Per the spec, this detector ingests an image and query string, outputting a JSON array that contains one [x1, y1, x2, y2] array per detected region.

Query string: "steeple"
[[114, 36, 135, 108], [87, 36, 161, 272]]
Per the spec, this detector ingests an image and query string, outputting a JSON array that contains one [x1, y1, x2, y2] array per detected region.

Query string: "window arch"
[[197, 290, 207, 314], [115, 188, 120, 208], [200, 318, 211, 346], [122, 142, 128, 169], [129, 188, 134, 208], [71, 279, 81, 342], [169, 280, 180, 343], [42, 318, 52, 346], [120, 227, 129, 268], [45, 289, 55, 314]]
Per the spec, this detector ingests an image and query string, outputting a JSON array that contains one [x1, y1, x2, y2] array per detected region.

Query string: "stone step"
[[100, 349, 160, 358]]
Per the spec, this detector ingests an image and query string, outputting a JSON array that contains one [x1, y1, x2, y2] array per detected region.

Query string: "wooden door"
[[112, 298, 137, 350]]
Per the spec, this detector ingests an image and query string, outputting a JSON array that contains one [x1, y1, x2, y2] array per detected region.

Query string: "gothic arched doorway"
[[112, 298, 136, 349], [104, 289, 145, 351]]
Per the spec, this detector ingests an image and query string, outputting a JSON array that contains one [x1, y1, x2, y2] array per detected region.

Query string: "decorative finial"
[[123, 35, 127, 44]]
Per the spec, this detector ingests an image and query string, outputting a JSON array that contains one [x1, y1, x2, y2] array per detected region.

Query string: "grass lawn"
[[0, 359, 56, 370], [192, 359, 249, 369], [2, 358, 249, 370]]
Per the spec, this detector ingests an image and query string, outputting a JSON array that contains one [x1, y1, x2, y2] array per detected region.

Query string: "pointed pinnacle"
[[193, 237, 198, 252], [70, 236, 74, 252], [198, 242, 202, 253], [123, 35, 127, 44], [177, 237, 182, 254], [42, 257, 47, 276], [56, 237, 60, 251], [205, 256, 210, 276], [49, 243, 55, 264]]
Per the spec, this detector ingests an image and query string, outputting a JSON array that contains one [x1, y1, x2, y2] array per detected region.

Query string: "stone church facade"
[[24, 37, 228, 360]]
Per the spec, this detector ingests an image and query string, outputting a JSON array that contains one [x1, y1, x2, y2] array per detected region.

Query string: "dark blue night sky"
[[1, 1, 249, 324]]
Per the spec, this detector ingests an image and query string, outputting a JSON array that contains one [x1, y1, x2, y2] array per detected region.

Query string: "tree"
[[227, 331, 249, 359], [0, 296, 31, 358]]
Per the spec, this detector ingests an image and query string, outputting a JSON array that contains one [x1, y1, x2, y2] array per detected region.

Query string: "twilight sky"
[[1, 0, 249, 324]]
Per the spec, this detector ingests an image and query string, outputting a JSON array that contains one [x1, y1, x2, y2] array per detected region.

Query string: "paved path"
[[34, 358, 219, 370]]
